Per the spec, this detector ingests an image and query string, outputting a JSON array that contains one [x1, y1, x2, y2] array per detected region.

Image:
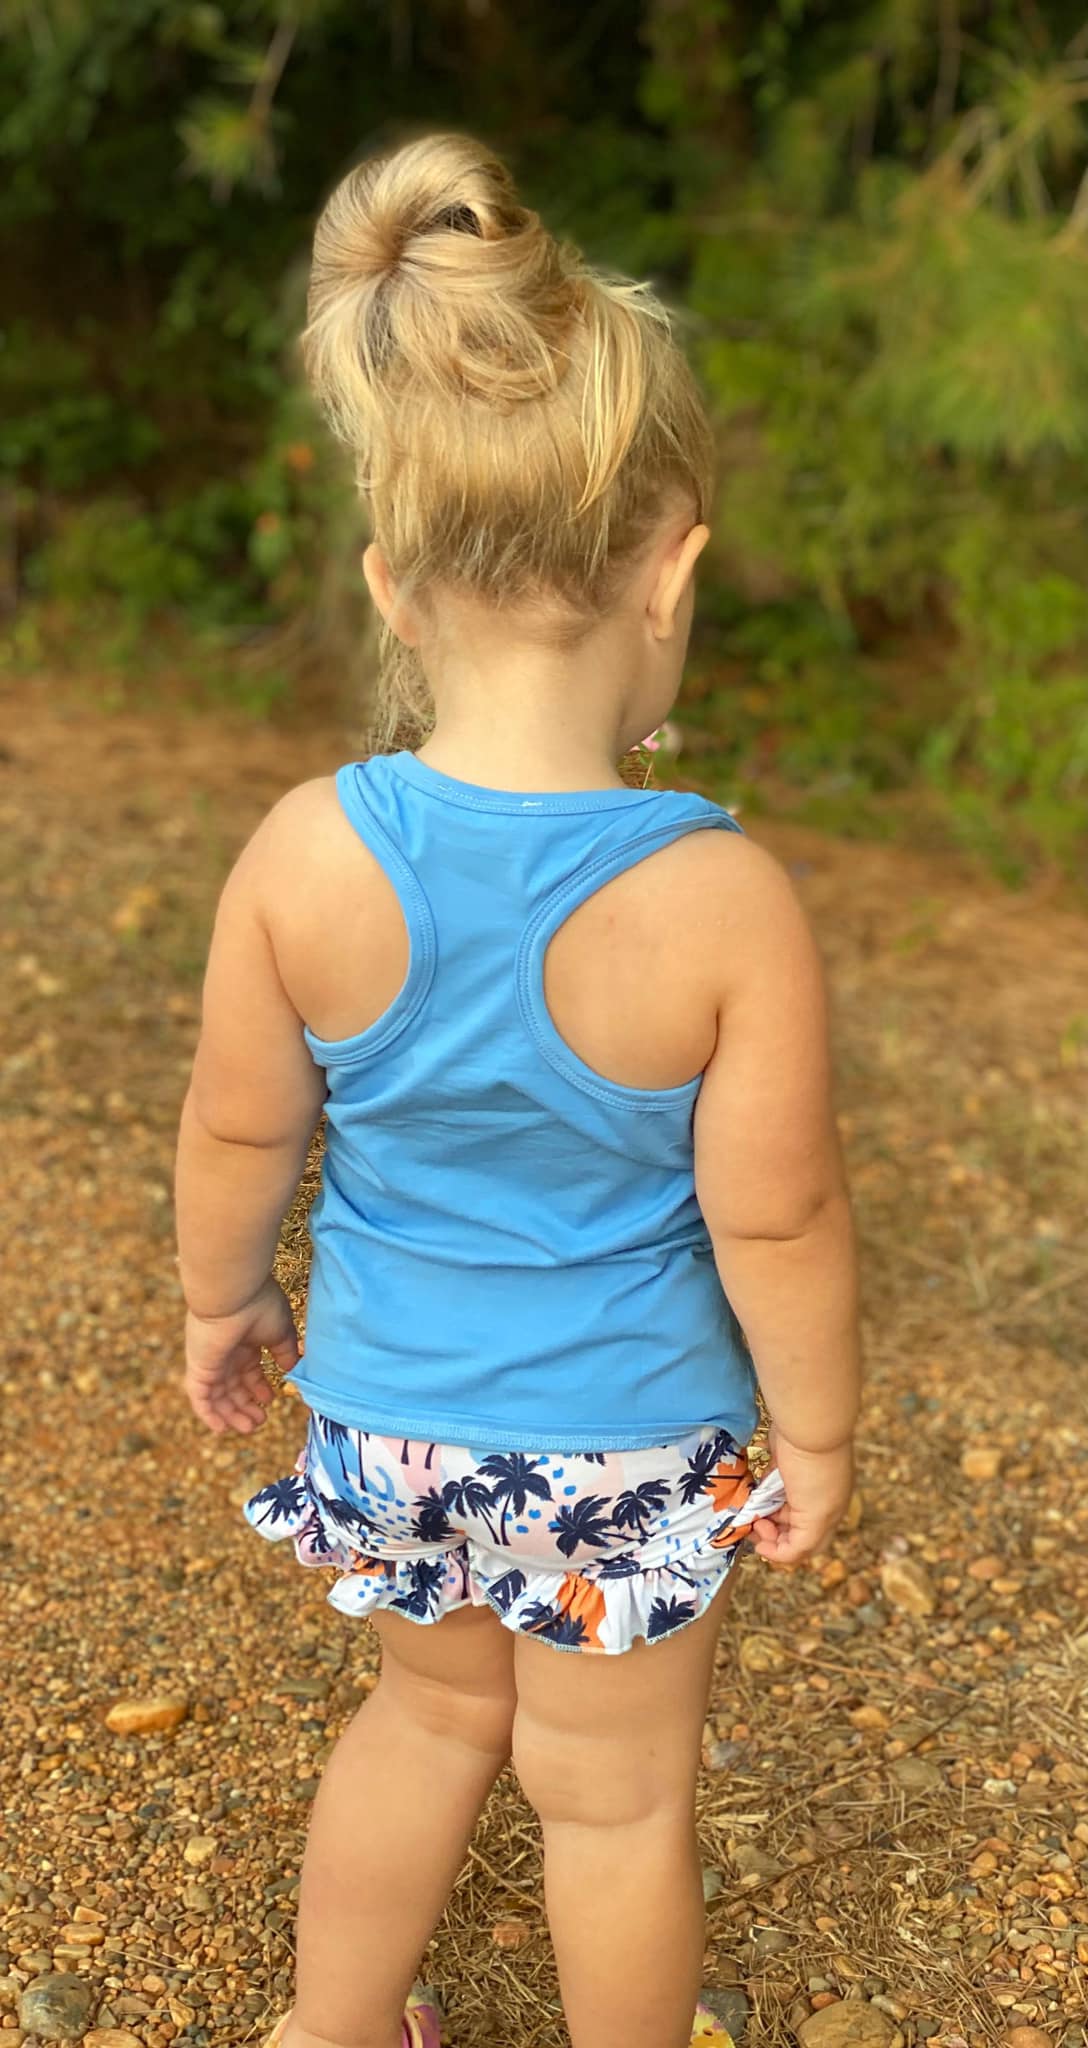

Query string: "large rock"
[[18, 1975, 94, 2039], [796, 2000, 899, 2048]]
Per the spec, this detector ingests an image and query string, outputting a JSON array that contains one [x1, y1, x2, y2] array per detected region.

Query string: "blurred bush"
[[2, 0, 1087, 875]]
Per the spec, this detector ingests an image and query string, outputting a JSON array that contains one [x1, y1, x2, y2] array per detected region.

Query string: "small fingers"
[[186, 1381, 267, 1435], [265, 1335, 301, 1375]]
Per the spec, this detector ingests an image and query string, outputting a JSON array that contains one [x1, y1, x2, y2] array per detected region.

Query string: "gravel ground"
[[2, 685, 1086, 2048]]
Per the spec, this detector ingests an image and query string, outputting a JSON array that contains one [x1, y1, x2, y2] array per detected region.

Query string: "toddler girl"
[[176, 133, 861, 2048]]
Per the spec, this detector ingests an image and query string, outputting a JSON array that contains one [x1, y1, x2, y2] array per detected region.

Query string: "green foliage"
[[666, 2, 1088, 874], [2, 0, 1088, 867]]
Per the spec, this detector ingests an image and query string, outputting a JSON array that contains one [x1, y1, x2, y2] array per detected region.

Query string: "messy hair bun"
[[302, 133, 714, 742]]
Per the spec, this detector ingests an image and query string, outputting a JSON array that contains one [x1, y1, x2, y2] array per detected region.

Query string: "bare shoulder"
[[220, 774, 406, 1029], [665, 822, 818, 976], [244, 776, 349, 867], [226, 776, 378, 903]]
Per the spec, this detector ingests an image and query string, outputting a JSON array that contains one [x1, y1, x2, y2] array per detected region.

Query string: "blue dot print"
[[564, 1484, 577, 1496], [528, 1508, 542, 1520], [515, 1524, 528, 1535]]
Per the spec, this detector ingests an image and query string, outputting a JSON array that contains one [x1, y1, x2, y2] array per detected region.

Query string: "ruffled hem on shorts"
[[241, 1449, 767, 1655]]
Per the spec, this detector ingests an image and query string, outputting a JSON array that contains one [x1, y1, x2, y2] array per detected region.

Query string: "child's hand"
[[750, 1430, 854, 1567], [184, 1277, 300, 1435]]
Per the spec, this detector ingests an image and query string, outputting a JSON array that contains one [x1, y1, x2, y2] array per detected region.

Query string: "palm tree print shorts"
[[243, 1415, 787, 1654]]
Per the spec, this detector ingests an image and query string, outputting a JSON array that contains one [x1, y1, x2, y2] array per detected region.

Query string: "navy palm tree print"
[[611, 1479, 669, 1542], [488, 1568, 527, 1614], [646, 1595, 697, 1640], [549, 1494, 613, 1558], [597, 1551, 643, 1579], [519, 1599, 589, 1646], [317, 1416, 359, 1491], [248, 1475, 307, 1529], [320, 1493, 383, 1542], [441, 1472, 501, 1543], [392, 1558, 447, 1620], [411, 1488, 455, 1544], [302, 1515, 339, 1559], [399, 1439, 438, 1470], [677, 1437, 720, 1506], [477, 1453, 553, 1544]]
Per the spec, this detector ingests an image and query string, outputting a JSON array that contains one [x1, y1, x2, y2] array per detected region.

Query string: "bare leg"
[[283, 1602, 515, 2048], [511, 1573, 739, 2048]]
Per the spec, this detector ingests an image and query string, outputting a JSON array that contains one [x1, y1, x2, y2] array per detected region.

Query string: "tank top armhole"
[[514, 807, 743, 1112], [303, 761, 437, 1065]]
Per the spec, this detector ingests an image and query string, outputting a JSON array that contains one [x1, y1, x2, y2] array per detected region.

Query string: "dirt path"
[[2, 686, 1087, 2048]]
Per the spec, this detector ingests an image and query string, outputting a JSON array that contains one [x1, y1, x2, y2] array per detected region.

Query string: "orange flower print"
[[556, 1572, 607, 1649], [706, 1451, 750, 1516]]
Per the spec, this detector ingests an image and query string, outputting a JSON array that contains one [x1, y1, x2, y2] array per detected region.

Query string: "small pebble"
[[960, 1445, 1002, 1480], [103, 1697, 189, 1737], [490, 1922, 530, 1950], [732, 1845, 785, 1883], [182, 1839, 216, 1868], [879, 1558, 935, 1618], [889, 1758, 942, 1793], [738, 1634, 788, 1674], [750, 1926, 791, 1956]]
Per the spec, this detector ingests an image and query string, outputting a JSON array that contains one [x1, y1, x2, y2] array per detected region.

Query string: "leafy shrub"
[[2, 0, 1088, 870]]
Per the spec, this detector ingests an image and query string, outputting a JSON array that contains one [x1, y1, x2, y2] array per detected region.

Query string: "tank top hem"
[[286, 1376, 757, 1456]]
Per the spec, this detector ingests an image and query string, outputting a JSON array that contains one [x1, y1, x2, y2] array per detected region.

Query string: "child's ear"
[[647, 523, 710, 642], [362, 544, 420, 647]]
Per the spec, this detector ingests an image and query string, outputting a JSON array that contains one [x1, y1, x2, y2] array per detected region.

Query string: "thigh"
[[370, 1602, 518, 1753], [511, 1570, 738, 1826]]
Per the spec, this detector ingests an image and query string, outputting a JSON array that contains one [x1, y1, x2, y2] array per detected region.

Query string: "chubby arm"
[[175, 800, 327, 1430], [693, 837, 861, 1558]]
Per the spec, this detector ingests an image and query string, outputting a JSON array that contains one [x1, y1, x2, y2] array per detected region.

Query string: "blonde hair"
[[302, 132, 714, 745]]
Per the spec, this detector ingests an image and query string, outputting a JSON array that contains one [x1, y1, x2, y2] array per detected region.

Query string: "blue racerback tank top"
[[289, 750, 759, 1453]]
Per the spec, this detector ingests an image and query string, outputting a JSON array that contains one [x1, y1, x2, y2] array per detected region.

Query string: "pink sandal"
[[691, 2002, 738, 2048], [259, 1987, 442, 2048]]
